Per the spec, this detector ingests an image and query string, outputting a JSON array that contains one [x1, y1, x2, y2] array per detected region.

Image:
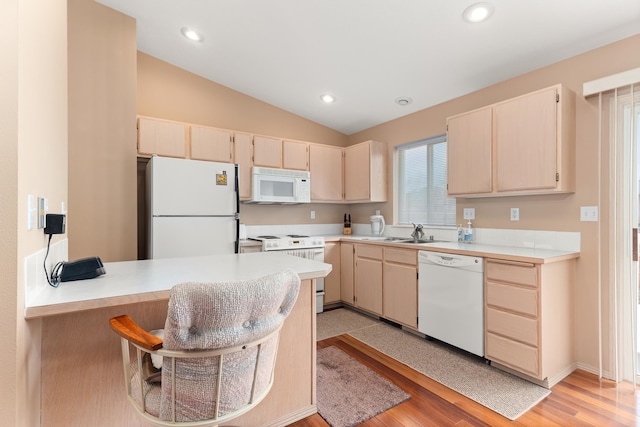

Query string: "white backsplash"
[[245, 223, 580, 252], [24, 238, 68, 307]]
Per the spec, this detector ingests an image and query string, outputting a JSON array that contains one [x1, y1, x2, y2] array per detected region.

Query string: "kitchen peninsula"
[[28, 252, 331, 427]]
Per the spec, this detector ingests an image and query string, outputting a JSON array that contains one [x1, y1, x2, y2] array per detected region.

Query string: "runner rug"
[[316, 346, 410, 427], [317, 309, 551, 420]]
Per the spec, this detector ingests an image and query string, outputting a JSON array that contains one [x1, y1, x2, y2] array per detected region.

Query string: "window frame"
[[394, 135, 456, 227]]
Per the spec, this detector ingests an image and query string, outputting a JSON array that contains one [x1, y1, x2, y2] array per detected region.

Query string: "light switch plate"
[[463, 208, 475, 220], [37, 197, 46, 229], [580, 206, 598, 221]]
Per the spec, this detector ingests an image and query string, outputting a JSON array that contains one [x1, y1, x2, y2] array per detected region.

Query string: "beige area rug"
[[316, 346, 410, 427], [317, 309, 551, 420], [316, 308, 382, 341], [348, 321, 551, 421]]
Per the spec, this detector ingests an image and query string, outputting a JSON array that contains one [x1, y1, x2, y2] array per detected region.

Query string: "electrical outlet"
[[510, 208, 519, 221], [580, 206, 598, 222], [310, 210, 315, 219], [463, 208, 475, 220]]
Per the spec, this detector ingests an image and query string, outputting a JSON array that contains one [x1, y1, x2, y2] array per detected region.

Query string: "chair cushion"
[[157, 269, 300, 422]]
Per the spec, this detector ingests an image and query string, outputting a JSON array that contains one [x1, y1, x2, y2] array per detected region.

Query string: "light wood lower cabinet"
[[382, 247, 417, 328], [354, 244, 383, 315], [340, 242, 355, 305], [323, 242, 341, 305], [484, 258, 575, 385]]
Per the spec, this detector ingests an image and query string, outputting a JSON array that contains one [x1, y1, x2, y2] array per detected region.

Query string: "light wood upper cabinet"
[[495, 86, 574, 193], [190, 125, 233, 163], [446, 84, 575, 197], [253, 135, 282, 168], [309, 144, 343, 202], [447, 106, 493, 195], [137, 116, 188, 158], [283, 140, 309, 171], [323, 242, 341, 305], [344, 140, 387, 202], [340, 242, 355, 305], [234, 132, 253, 200]]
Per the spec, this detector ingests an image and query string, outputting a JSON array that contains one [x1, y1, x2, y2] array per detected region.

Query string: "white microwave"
[[248, 167, 311, 204]]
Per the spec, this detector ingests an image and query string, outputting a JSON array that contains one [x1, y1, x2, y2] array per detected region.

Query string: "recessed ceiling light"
[[321, 94, 336, 104], [463, 3, 493, 23], [181, 27, 204, 42], [395, 97, 412, 106]]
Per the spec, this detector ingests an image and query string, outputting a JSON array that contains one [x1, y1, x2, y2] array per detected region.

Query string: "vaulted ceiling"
[[98, 0, 640, 135]]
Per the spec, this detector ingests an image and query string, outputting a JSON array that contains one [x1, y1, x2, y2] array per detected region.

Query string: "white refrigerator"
[[146, 156, 239, 259]]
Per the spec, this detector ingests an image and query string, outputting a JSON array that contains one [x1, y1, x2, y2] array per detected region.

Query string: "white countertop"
[[329, 235, 579, 263], [25, 252, 331, 319]]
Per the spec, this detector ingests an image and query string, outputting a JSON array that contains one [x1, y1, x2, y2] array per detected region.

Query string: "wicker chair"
[[110, 269, 300, 427]]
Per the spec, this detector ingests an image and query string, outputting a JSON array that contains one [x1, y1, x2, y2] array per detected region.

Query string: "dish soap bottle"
[[463, 220, 473, 243], [457, 224, 463, 242]]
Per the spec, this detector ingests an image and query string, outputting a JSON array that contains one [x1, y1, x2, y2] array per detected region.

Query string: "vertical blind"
[[397, 135, 456, 226], [584, 68, 639, 383]]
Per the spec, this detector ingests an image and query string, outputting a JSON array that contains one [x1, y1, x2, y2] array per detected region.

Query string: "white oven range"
[[248, 235, 325, 313]]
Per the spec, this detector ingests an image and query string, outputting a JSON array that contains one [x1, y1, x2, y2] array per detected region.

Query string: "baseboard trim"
[[260, 404, 317, 427]]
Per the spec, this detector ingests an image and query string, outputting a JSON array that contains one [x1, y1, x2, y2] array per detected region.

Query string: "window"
[[397, 135, 456, 226]]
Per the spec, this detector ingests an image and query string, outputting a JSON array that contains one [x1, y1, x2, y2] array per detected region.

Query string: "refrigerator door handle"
[[235, 164, 240, 254]]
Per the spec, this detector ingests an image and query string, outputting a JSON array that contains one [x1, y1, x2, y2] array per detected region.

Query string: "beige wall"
[[347, 34, 640, 375], [67, 0, 137, 262], [1, 0, 68, 424]]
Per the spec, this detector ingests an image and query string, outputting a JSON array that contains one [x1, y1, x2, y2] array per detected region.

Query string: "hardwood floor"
[[288, 334, 640, 427]]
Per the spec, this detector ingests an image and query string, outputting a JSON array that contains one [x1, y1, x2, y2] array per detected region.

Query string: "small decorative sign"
[[216, 171, 227, 186]]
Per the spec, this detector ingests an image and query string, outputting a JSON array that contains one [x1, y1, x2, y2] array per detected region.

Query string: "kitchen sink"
[[395, 239, 449, 244], [358, 237, 449, 244], [359, 236, 407, 242]]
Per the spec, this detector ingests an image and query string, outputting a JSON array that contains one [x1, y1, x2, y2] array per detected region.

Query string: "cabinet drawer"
[[486, 307, 538, 346], [486, 282, 538, 317], [356, 244, 383, 260], [486, 261, 538, 287], [486, 332, 539, 378], [384, 247, 417, 265]]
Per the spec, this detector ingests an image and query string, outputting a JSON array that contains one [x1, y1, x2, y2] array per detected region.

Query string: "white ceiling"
[[97, 0, 640, 135]]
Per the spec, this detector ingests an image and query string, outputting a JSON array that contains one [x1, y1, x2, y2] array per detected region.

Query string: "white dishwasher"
[[418, 251, 484, 357]]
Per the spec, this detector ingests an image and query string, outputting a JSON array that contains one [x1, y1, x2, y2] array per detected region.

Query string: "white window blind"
[[397, 135, 456, 226]]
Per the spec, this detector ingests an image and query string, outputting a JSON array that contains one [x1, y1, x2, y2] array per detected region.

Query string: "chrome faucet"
[[411, 223, 424, 241]]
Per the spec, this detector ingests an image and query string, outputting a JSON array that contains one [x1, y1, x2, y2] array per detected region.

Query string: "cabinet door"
[[495, 87, 558, 192], [355, 257, 383, 315], [344, 142, 371, 201], [383, 261, 417, 328], [137, 117, 187, 158], [234, 133, 253, 200], [323, 243, 341, 304], [283, 140, 309, 171], [253, 135, 282, 168], [340, 243, 355, 305], [190, 125, 233, 163], [309, 144, 343, 201], [446, 107, 493, 195]]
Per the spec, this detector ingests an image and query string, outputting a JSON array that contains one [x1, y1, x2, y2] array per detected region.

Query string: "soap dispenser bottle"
[[464, 220, 473, 243]]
